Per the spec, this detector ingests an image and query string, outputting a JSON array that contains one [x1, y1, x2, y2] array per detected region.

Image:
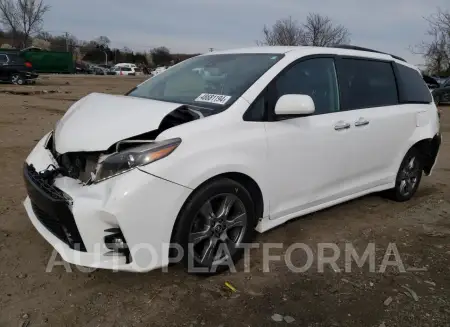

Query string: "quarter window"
[[275, 58, 340, 115], [395, 63, 432, 104], [337, 59, 398, 110]]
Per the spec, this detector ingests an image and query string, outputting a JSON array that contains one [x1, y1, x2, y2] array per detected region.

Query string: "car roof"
[[204, 46, 418, 70]]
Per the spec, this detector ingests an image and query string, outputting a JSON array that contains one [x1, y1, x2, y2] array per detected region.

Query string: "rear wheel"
[[172, 178, 256, 274], [385, 148, 423, 202], [11, 74, 25, 85]]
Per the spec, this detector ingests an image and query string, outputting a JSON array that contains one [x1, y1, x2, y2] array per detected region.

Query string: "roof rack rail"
[[332, 45, 407, 62]]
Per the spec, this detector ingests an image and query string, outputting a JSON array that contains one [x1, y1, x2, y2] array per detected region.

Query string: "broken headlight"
[[93, 138, 181, 183]]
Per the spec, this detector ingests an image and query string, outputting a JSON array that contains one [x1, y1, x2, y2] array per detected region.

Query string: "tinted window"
[[0, 54, 7, 63], [122, 67, 132, 71], [275, 58, 339, 115], [337, 59, 398, 110], [395, 63, 432, 104], [244, 93, 267, 121]]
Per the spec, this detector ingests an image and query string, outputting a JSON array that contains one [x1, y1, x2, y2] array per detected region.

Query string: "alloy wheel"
[[399, 156, 420, 197], [188, 193, 247, 267]]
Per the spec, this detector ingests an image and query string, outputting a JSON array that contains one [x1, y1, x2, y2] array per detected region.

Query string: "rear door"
[[335, 58, 414, 187]]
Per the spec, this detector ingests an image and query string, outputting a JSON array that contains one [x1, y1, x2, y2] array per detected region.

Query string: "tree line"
[[0, 0, 448, 75]]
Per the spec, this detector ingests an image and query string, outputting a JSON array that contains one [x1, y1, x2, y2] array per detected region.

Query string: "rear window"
[[0, 54, 7, 63], [122, 67, 132, 71], [395, 63, 432, 104], [337, 58, 398, 110], [7, 54, 24, 63]]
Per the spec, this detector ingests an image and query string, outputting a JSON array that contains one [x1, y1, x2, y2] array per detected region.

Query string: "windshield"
[[128, 53, 284, 112]]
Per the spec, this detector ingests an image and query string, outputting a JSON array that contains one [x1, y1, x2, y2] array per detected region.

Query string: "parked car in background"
[[23, 45, 440, 274], [431, 76, 448, 85], [90, 65, 108, 75], [0, 52, 38, 84], [114, 63, 137, 69], [98, 64, 112, 70], [423, 75, 440, 90], [151, 66, 167, 76], [110, 66, 140, 76], [432, 77, 450, 105]]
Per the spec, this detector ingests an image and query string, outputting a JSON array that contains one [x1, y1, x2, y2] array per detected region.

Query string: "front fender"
[[139, 121, 270, 217]]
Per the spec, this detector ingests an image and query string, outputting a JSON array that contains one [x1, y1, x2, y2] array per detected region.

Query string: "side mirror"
[[274, 94, 315, 116]]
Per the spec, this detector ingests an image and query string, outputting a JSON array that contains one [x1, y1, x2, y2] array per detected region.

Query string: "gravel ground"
[[0, 75, 449, 327]]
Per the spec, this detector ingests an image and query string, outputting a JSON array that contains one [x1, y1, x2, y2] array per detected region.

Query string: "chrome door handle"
[[334, 121, 351, 131], [355, 117, 369, 127]]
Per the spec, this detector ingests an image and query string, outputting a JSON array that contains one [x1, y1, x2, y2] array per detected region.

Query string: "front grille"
[[24, 163, 86, 251], [25, 163, 71, 203]]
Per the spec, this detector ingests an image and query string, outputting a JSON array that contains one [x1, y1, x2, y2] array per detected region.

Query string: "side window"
[[275, 58, 339, 115], [337, 59, 398, 110], [395, 63, 432, 104], [244, 93, 267, 121], [0, 54, 7, 63]]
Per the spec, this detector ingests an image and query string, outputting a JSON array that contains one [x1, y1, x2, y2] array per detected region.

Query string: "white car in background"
[[151, 66, 167, 76], [23, 45, 441, 274], [111, 66, 142, 76]]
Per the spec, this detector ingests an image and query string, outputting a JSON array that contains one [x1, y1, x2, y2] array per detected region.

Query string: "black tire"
[[172, 178, 256, 275], [385, 148, 423, 202], [10, 74, 25, 85]]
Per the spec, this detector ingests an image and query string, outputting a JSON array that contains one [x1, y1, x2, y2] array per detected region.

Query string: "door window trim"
[[243, 54, 339, 122], [243, 54, 404, 121]]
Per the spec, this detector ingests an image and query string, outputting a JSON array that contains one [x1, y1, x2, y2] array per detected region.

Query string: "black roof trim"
[[332, 45, 407, 62]]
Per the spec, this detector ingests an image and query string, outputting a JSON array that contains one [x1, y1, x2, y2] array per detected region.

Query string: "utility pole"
[[65, 32, 69, 52]]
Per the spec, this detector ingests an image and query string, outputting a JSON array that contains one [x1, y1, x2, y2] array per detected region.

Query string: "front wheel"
[[385, 148, 423, 202], [172, 178, 256, 274]]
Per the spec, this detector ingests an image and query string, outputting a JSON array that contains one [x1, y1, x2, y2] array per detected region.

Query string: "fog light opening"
[[104, 228, 131, 263]]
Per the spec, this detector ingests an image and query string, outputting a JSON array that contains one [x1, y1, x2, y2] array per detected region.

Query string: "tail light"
[[25, 61, 32, 68]]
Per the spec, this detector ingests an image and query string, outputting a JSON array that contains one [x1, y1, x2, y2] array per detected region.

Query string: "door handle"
[[334, 121, 351, 131], [355, 117, 369, 127]]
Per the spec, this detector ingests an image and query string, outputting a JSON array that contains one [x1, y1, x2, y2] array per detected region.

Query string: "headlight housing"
[[93, 138, 181, 183]]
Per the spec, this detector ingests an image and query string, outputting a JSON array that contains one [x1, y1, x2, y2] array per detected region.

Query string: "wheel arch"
[[169, 171, 265, 246], [409, 134, 441, 175]]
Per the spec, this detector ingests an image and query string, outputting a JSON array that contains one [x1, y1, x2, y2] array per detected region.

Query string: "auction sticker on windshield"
[[195, 93, 231, 105]]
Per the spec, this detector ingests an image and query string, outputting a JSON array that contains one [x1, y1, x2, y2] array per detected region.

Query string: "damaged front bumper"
[[23, 133, 192, 272]]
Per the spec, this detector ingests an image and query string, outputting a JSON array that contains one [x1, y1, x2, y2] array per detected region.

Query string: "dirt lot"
[[0, 75, 450, 327]]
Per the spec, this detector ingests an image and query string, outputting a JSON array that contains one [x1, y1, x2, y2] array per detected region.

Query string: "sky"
[[42, 0, 450, 67]]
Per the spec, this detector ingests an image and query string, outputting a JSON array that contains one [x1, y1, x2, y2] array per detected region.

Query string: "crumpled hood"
[[54, 93, 183, 153]]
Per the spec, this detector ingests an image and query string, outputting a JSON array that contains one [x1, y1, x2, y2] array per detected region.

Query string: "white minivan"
[[23, 46, 441, 274]]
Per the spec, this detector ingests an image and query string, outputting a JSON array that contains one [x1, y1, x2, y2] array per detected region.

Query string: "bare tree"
[[257, 16, 305, 46], [411, 8, 450, 75], [31, 36, 49, 49], [258, 13, 350, 47], [94, 35, 110, 48], [0, 0, 50, 47], [302, 13, 350, 46]]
